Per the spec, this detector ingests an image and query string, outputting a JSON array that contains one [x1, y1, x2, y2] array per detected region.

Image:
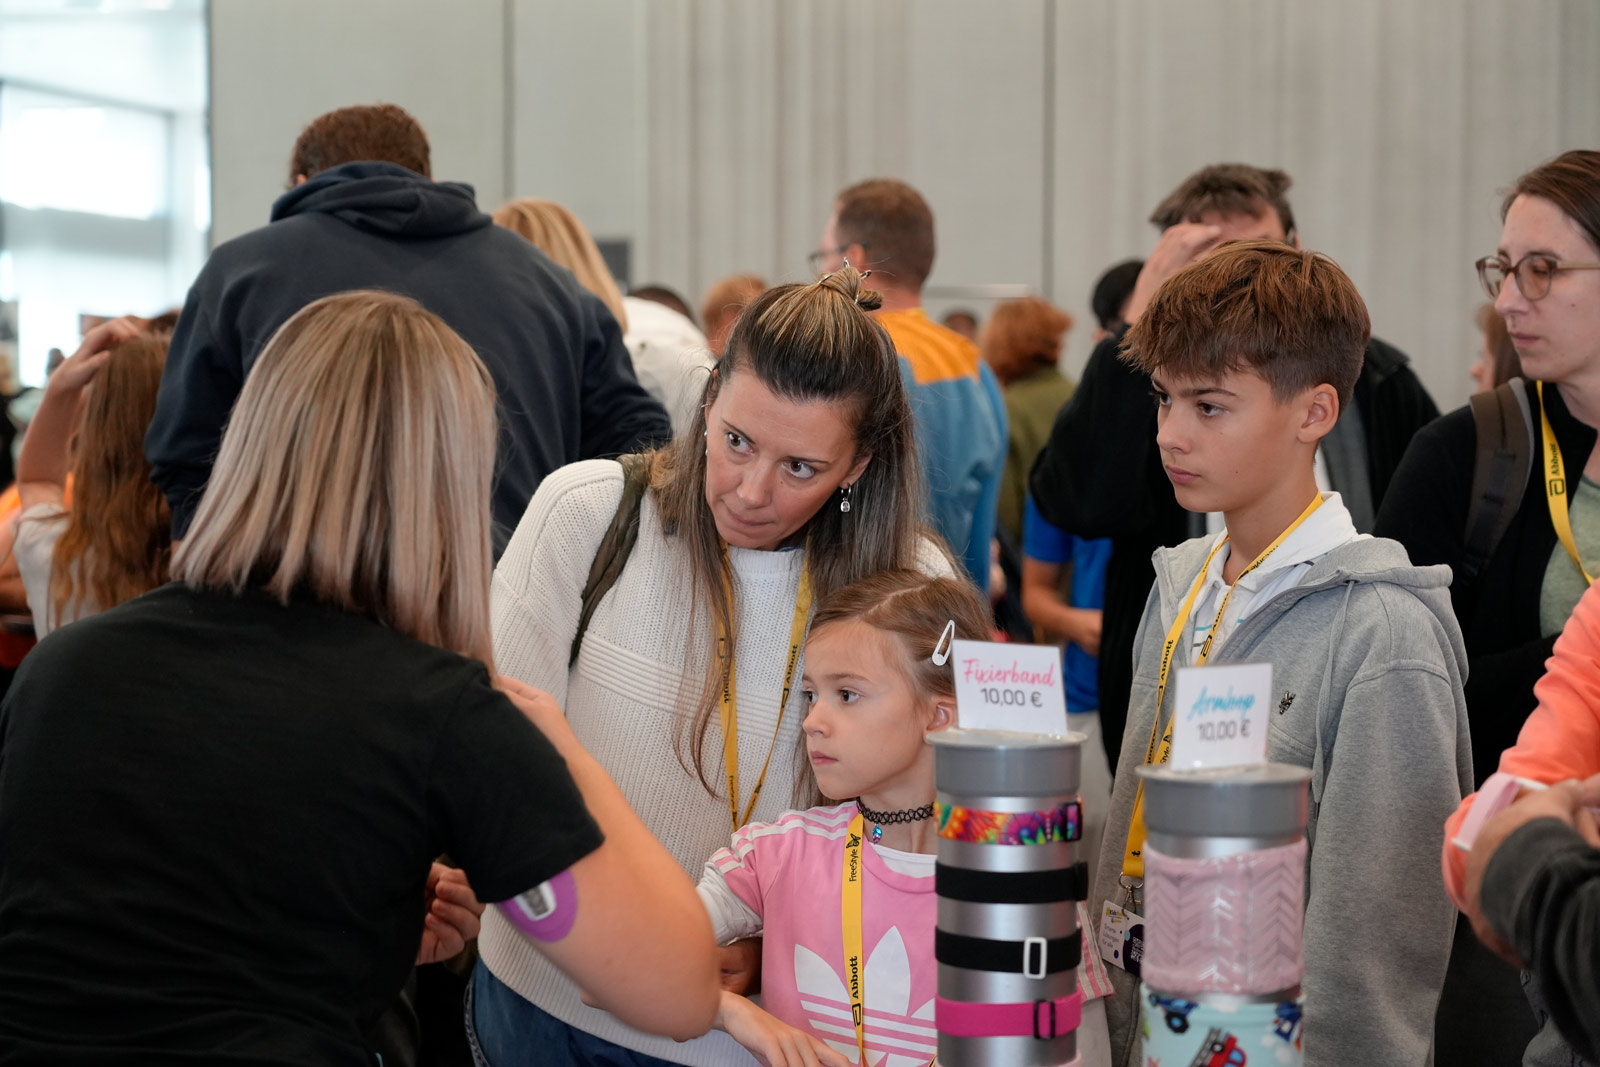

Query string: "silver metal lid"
[[931, 729, 1083, 798], [1135, 762, 1311, 840]]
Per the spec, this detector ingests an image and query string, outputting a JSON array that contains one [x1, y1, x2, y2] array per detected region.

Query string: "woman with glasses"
[[1374, 149, 1600, 1067]]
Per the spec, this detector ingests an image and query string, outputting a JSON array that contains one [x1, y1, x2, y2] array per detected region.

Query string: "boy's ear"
[[925, 698, 956, 737], [1296, 383, 1341, 445]]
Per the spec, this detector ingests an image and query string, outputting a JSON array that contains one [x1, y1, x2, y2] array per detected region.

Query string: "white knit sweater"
[[481, 459, 949, 1064]]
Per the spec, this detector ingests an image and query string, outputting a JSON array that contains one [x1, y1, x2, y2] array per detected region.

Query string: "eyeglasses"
[[807, 244, 862, 275], [1476, 253, 1600, 301]]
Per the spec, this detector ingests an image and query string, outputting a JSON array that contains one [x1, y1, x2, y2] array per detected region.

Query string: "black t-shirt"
[[0, 583, 601, 1065]]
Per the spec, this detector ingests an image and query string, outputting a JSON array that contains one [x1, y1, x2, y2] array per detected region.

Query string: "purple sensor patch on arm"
[[498, 869, 579, 943]]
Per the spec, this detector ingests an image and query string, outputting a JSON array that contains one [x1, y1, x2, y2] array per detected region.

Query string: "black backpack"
[[1461, 378, 1535, 584]]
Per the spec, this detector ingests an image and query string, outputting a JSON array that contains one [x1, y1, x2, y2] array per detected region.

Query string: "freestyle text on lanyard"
[[841, 813, 935, 1067], [1118, 494, 1326, 895], [717, 556, 813, 834], [1539, 381, 1595, 587]]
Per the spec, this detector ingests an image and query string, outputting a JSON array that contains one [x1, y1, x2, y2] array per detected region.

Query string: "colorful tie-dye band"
[[935, 800, 1081, 845]]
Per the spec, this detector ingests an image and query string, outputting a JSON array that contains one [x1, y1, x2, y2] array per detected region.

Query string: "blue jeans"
[[465, 958, 685, 1067]]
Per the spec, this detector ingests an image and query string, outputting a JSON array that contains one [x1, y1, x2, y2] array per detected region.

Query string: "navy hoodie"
[[145, 163, 672, 553]]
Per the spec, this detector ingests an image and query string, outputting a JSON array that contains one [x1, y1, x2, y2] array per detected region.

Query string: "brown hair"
[[809, 570, 990, 706], [49, 330, 172, 622], [980, 296, 1074, 384], [700, 274, 767, 356], [833, 179, 937, 288], [1503, 150, 1600, 257], [173, 291, 498, 667], [648, 265, 935, 796], [288, 104, 431, 184], [1121, 240, 1369, 406], [1475, 303, 1524, 387], [1149, 163, 1297, 240], [493, 198, 629, 331]]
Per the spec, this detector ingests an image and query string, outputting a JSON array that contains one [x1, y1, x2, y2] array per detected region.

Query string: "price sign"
[[950, 639, 1069, 736], [1168, 662, 1272, 770]]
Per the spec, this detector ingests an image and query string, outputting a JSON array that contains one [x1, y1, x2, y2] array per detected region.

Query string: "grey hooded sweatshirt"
[[1092, 535, 1473, 1067]]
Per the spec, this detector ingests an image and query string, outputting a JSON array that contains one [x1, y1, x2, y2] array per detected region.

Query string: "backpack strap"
[[569, 454, 654, 667], [1462, 378, 1534, 584]]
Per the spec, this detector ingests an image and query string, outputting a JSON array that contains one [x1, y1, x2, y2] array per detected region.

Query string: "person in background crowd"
[[940, 308, 978, 340], [1471, 302, 1524, 394], [146, 104, 669, 557], [632, 284, 700, 327], [1030, 163, 1438, 774], [0, 291, 720, 1065], [816, 178, 1006, 594], [1093, 241, 1468, 1066], [700, 274, 766, 358], [1089, 259, 1143, 343], [475, 266, 955, 1067], [1389, 149, 1600, 1067], [981, 295, 1075, 547], [14, 317, 170, 639], [495, 198, 713, 433]]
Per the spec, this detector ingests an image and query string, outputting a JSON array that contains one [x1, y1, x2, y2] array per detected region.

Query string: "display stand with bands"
[[930, 729, 1085, 1067]]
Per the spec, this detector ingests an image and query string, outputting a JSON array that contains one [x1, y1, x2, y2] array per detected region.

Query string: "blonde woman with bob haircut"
[[477, 265, 957, 1067], [0, 291, 719, 1063]]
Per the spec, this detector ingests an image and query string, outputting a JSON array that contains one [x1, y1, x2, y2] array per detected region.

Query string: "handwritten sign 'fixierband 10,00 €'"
[[950, 639, 1070, 736]]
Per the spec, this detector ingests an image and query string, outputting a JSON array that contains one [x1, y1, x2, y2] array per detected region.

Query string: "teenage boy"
[[1089, 241, 1472, 1067]]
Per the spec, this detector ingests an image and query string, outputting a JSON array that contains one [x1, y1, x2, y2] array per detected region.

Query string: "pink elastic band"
[[935, 991, 1083, 1039]]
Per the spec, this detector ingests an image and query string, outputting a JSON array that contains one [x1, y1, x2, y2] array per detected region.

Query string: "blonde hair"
[[492, 198, 629, 332], [172, 291, 499, 666], [809, 570, 990, 705], [646, 265, 940, 799], [50, 329, 172, 621]]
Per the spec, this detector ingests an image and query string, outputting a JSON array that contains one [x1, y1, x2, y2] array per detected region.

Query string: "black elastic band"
[[935, 928, 1081, 975], [935, 862, 1087, 905]]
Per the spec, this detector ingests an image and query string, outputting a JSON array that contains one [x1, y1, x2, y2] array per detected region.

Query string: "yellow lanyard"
[[840, 813, 935, 1067], [842, 814, 868, 1066], [1119, 493, 1325, 885], [1538, 382, 1594, 587], [717, 558, 813, 834]]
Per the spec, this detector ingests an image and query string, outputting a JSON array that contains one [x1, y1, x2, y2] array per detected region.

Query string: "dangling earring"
[[839, 483, 854, 514]]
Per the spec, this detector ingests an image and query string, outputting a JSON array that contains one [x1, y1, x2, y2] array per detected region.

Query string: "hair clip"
[[931, 620, 956, 666]]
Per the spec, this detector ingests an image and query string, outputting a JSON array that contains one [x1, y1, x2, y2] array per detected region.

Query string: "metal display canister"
[[1134, 763, 1312, 1065], [930, 729, 1086, 1067]]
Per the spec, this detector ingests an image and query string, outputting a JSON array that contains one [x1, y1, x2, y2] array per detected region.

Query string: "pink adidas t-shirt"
[[698, 804, 939, 1065]]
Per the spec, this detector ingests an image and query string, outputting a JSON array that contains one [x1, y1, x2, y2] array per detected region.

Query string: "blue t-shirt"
[[1022, 495, 1111, 713]]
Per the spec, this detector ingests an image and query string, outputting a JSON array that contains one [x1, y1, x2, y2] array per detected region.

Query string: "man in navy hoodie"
[[146, 104, 671, 555]]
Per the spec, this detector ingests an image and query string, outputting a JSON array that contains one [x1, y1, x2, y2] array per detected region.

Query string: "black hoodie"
[[146, 163, 671, 554]]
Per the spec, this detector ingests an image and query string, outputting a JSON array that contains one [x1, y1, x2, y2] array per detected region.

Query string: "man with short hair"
[[147, 104, 671, 555], [817, 178, 1007, 593], [1030, 162, 1438, 772]]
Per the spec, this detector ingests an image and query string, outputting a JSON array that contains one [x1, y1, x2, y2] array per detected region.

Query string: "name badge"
[[1168, 662, 1272, 770], [1098, 900, 1144, 976], [950, 639, 1070, 736]]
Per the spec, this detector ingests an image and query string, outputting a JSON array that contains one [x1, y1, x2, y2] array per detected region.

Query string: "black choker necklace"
[[855, 798, 935, 843]]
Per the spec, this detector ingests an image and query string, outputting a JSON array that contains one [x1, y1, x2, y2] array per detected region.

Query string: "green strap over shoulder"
[[569, 454, 654, 668]]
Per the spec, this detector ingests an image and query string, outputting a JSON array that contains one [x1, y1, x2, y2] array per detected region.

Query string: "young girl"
[[697, 570, 1114, 1067]]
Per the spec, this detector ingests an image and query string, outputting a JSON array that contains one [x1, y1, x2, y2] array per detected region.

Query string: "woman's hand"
[[716, 990, 850, 1067], [415, 862, 485, 965], [494, 676, 573, 741], [1462, 779, 1600, 965], [47, 317, 143, 397]]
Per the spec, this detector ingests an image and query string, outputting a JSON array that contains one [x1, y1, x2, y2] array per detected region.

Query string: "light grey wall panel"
[[209, 0, 506, 246]]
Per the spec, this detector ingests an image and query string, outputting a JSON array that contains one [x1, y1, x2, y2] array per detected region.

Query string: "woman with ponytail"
[[478, 266, 956, 1066]]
